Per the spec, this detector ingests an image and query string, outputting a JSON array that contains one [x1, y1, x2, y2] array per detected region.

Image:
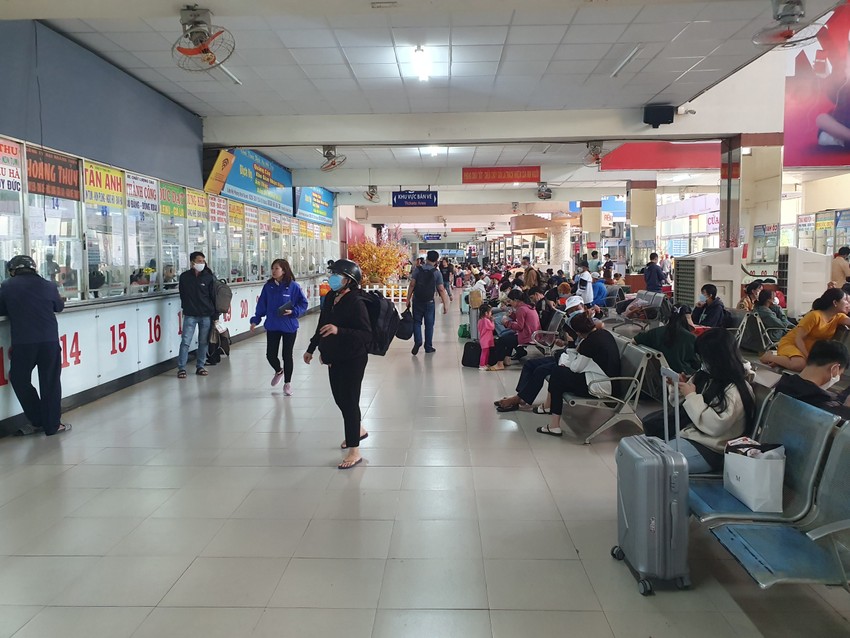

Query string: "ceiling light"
[[670, 173, 692, 182], [427, 146, 441, 157], [412, 46, 430, 82], [610, 44, 642, 78]]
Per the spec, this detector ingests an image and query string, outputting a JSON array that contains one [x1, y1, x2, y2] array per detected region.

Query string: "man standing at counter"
[[0, 255, 69, 436], [177, 252, 218, 378]]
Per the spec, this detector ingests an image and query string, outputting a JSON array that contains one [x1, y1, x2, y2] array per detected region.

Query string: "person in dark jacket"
[[304, 259, 372, 469], [0, 255, 69, 435], [634, 304, 701, 375], [177, 251, 218, 378], [643, 252, 665, 292], [773, 340, 850, 419], [692, 283, 727, 327], [250, 258, 308, 395]]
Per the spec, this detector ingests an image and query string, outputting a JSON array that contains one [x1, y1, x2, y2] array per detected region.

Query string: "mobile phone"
[[277, 301, 294, 316]]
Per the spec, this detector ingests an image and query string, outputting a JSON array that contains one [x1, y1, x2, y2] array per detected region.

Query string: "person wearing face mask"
[[177, 251, 218, 378], [736, 280, 763, 311], [831, 246, 850, 287], [486, 289, 541, 370], [754, 289, 794, 343], [773, 340, 850, 418], [692, 283, 727, 328], [304, 259, 373, 470]]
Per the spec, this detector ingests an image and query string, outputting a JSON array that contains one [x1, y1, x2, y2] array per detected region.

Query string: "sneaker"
[[283, 382, 293, 396], [271, 370, 285, 387], [425, 347, 436, 354], [411, 343, 421, 355]]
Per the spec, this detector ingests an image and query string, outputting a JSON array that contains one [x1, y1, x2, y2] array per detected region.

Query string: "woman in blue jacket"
[[250, 259, 308, 395]]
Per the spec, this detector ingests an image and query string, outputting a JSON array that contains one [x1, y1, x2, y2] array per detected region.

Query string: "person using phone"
[[250, 259, 308, 395]]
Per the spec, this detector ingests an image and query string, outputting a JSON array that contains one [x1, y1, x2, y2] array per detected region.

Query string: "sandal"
[[338, 457, 363, 470], [341, 433, 369, 449], [533, 405, 551, 415], [496, 403, 519, 413], [195, 368, 208, 376], [536, 426, 563, 437], [177, 370, 187, 379], [47, 423, 72, 436]]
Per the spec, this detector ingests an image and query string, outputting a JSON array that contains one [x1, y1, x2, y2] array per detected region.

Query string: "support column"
[[580, 201, 602, 263], [549, 225, 571, 272], [627, 180, 657, 269]]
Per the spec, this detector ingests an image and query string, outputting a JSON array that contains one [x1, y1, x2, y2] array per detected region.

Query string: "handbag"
[[457, 323, 470, 339], [723, 439, 785, 513], [396, 309, 414, 340]]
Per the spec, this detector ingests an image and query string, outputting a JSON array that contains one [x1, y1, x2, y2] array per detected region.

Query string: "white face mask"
[[193, 263, 205, 272], [822, 367, 842, 390]]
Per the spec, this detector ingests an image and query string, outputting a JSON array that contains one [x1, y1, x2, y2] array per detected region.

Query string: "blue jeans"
[[178, 315, 211, 370], [677, 438, 713, 473], [412, 300, 436, 349]]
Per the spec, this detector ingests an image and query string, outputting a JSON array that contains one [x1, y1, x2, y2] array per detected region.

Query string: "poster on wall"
[[784, 3, 850, 167], [83, 162, 124, 207], [208, 194, 228, 225], [125, 173, 159, 215], [0, 138, 23, 195], [295, 186, 334, 225], [25, 147, 81, 201], [208, 149, 294, 215], [160, 182, 186, 218], [186, 189, 208, 220]]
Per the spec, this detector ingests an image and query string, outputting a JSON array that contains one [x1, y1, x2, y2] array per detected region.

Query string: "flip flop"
[[533, 405, 551, 415], [338, 457, 363, 470], [536, 426, 563, 437], [341, 433, 369, 449], [496, 403, 519, 413], [196, 368, 208, 376], [177, 370, 187, 379]]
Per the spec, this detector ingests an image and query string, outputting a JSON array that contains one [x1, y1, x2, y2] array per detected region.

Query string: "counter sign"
[[392, 190, 438, 207]]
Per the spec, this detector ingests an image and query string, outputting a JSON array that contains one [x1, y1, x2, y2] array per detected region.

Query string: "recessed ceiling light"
[[412, 46, 430, 82], [427, 146, 441, 157]]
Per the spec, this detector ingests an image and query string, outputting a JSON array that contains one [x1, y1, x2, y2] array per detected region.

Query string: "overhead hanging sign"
[[462, 166, 539, 184], [25, 147, 81, 201], [160, 182, 186, 218], [125, 173, 159, 215], [422, 233, 442, 241], [0, 138, 22, 194], [83, 162, 124, 207], [215, 148, 293, 215], [295, 186, 334, 225], [392, 190, 438, 207]]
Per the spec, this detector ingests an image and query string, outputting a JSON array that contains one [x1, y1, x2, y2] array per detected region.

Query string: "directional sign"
[[392, 190, 438, 207]]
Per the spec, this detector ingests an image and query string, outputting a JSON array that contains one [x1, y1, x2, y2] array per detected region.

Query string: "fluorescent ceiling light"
[[427, 146, 441, 156], [412, 46, 430, 82], [670, 173, 692, 182], [610, 44, 642, 78]]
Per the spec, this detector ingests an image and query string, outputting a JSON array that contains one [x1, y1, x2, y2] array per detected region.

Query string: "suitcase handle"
[[660, 366, 681, 453], [671, 499, 680, 550]]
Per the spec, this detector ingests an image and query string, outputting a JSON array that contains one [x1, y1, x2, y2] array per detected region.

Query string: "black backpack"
[[413, 266, 438, 302], [213, 278, 233, 314], [359, 290, 400, 356]]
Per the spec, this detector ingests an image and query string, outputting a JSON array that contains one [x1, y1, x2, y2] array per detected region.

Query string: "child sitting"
[[477, 305, 495, 370]]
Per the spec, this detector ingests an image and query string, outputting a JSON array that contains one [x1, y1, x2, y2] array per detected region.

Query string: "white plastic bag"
[[723, 440, 785, 513]]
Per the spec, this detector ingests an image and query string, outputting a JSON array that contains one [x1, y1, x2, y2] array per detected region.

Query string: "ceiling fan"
[[171, 6, 241, 84], [582, 141, 607, 168], [363, 185, 380, 203], [753, 0, 821, 48], [319, 146, 347, 171]]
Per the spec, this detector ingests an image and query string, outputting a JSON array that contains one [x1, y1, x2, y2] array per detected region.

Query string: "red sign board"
[[587, 242, 597, 249], [451, 227, 476, 232], [462, 166, 540, 184], [25, 147, 81, 201], [600, 142, 720, 171]]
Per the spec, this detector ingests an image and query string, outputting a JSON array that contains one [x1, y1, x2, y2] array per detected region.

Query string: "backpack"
[[213, 278, 233, 314], [359, 290, 400, 356], [413, 266, 438, 302]]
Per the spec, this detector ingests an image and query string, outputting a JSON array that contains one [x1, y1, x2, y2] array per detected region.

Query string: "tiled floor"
[[0, 296, 848, 637]]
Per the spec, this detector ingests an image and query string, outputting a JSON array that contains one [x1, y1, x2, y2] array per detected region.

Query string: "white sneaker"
[[479, 366, 488, 371], [271, 370, 284, 387], [283, 382, 293, 396]]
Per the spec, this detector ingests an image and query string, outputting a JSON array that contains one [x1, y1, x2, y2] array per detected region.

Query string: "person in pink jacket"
[[488, 290, 542, 371], [477, 305, 496, 369]]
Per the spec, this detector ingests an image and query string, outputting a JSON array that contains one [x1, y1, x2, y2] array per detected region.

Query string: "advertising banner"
[[160, 182, 186, 218], [784, 4, 850, 167], [0, 138, 23, 195], [125, 173, 159, 216], [392, 190, 438, 207], [204, 149, 236, 195], [244, 205, 259, 229], [83, 162, 124, 207], [270, 212, 283, 233], [229, 201, 245, 225], [218, 149, 293, 215], [707, 212, 721, 234], [296, 186, 334, 224], [299, 220, 308, 237], [798, 214, 816, 230], [462, 166, 540, 184], [208, 194, 228, 224], [25, 147, 81, 201], [259, 210, 270, 232], [817, 211, 835, 230], [186, 188, 208, 220]]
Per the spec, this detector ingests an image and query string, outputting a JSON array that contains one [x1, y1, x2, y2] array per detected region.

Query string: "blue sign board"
[[221, 149, 294, 215], [392, 190, 438, 207], [568, 197, 626, 219], [295, 186, 335, 226], [423, 233, 442, 241], [836, 210, 850, 230]]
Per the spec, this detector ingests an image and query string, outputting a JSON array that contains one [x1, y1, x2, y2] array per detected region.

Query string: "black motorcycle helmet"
[[7, 255, 37, 276], [329, 259, 362, 289]]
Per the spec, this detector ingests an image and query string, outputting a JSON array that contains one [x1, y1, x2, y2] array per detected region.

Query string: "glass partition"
[[83, 163, 127, 298], [159, 182, 187, 287], [269, 213, 283, 265], [125, 173, 160, 293], [27, 196, 83, 300], [0, 139, 24, 285], [228, 201, 245, 282], [244, 205, 260, 280], [258, 210, 270, 279], [208, 194, 229, 282]]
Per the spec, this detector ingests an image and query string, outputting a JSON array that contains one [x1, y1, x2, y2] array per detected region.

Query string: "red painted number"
[[147, 315, 162, 344], [240, 299, 249, 318], [110, 322, 127, 354], [0, 347, 7, 386], [177, 311, 183, 335], [60, 332, 82, 368]]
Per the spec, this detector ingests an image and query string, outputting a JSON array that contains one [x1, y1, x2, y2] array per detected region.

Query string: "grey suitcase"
[[612, 366, 690, 595], [469, 311, 479, 341]]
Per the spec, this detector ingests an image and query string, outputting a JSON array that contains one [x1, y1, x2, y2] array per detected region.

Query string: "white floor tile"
[[269, 558, 385, 608], [160, 557, 288, 607], [379, 559, 488, 609], [131, 607, 262, 638], [372, 609, 491, 638], [11, 606, 151, 638]]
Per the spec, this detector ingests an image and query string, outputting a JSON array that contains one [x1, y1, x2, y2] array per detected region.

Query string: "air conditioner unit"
[[673, 248, 744, 308], [778, 246, 831, 318]]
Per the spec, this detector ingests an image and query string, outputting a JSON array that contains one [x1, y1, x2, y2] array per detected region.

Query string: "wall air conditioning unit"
[[354, 206, 368, 221], [778, 246, 831, 318], [673, 248, 744, 308]]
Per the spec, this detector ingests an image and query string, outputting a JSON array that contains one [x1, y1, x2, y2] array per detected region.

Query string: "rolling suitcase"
[[462, 341, 482, 368], [469, 313, 479, 340], [460, 286, 471, 315], [612, 366, 690, 595]]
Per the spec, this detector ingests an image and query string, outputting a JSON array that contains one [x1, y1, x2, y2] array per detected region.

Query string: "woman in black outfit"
[[539, 313, 621, 437], [304, 259, 372, 469]]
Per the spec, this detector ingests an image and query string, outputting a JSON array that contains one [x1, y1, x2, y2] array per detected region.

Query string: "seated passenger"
[[761, 288, 850, 372], [537, 313, 620, 437], [692, 284, 727, 328], [644, 328, 755, 472], [773, 340, 850, 419], [634, 304, 700, 375], [487, 290, 541, 370], [736, 279, 763, 311], [754, 289, 793, 342], [591, 272, 608, 307]]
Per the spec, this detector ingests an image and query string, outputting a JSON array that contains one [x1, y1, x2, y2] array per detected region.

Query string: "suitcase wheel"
[[610, 546, 625, 561], [675, 576, 691, 590], [638, 579, 653, 596]]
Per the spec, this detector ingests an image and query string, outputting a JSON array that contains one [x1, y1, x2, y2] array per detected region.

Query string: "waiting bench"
[[710, 421, 850, 589], [605, 290, 672, 335]]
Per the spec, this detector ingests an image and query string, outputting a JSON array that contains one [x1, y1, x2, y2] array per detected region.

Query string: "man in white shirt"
[[831, 247, 850, 286]]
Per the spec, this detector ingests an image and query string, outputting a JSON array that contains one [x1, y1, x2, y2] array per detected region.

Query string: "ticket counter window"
[[188, 217, 208, 258], [0, 187, 24, 285], [229, 224, 244, 282], [160, 214, 187, 285], [28, 195, 82, 301], [245, 217, 259, 280], [127, 209, 158, 294], [209, 221, 229, 282], [85, 205, 126, 298]]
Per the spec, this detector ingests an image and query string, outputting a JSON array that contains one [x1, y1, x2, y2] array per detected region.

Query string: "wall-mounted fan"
[[582, 141, 607, 168], [172, 6, 241, 84], [753, 1, 820, 48], [320, 146, 347, 171], [537, 182, 553, 200], [363, 185, 380, 203]]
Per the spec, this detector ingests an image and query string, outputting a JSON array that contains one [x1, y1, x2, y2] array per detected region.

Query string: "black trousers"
[[328, 355, 368, 449], [266, 331, 297, 382], [493, 332, 519, 362], [9, 341, 62, 435], [547, 367, 589, 416], [516, 356, 558, 405]]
